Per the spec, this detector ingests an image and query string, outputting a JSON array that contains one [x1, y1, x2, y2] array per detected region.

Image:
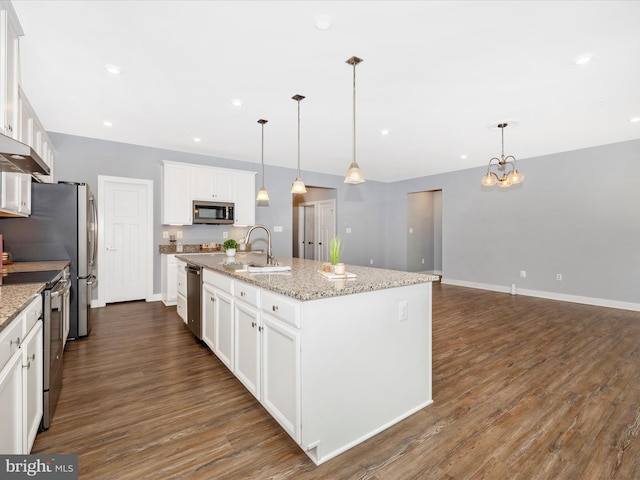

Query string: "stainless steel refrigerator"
[[1, 181, 97, 338]]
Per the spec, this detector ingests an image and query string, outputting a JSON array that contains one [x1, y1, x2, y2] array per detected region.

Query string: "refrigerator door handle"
[[89, 195, 98, 267]]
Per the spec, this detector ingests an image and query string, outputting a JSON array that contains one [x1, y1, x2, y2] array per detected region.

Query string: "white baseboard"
[[147, 293, 162, 302], [441, 278, 640, 312]]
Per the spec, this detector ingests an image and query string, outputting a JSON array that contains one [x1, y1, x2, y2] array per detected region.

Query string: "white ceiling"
[[12, 0, 640, 182]]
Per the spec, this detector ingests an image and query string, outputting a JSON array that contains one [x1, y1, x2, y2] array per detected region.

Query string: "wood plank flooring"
[[32, 284, 640, 479]]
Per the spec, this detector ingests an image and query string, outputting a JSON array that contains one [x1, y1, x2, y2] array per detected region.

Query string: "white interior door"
[[317, 200, 335, 263], [98, 176, 153, 305]]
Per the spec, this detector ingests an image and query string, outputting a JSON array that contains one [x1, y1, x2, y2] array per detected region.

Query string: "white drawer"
[[203, 269, 234, 294], [176, 293, 187, 323], [235, 281, 260, 308], [176, 271, 187, 297], [23, 296, 43, 334], [261, 290, 300, 328], [0, 314, 24, 371]]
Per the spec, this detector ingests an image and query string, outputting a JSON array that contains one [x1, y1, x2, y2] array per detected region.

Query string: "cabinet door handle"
[[10, 337, 21, 348], [251, 321, 256, 328], [240, 291, 245, 297], [210, 296, 215, 302], [258, 326, 263, 332], [272, 305, 278, 312]]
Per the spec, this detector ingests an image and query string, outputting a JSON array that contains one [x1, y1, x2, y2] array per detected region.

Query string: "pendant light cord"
[[352, 61, 357, 165], [297, 98, 301, 177]]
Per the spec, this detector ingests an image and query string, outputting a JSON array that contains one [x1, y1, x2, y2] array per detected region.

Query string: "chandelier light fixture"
[[344, 56, 365, 184], [481, 122, 524, 188], [256, 119, 269, 202], [291, 94, 307, 194]]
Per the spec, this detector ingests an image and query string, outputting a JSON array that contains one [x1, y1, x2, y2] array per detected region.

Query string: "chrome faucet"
[[243, 224, 275, 265]]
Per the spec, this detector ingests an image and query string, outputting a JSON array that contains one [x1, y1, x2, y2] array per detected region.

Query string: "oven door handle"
[[51, 279, 72, 298]]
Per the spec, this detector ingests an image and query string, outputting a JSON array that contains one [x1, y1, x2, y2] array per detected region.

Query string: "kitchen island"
[[177, 253, 437, 465]]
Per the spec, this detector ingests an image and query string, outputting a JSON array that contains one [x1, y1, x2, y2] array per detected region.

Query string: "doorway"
[[292, 187, 337, 262], [407, 190, 442, 274], [97, 175, 154, 306]]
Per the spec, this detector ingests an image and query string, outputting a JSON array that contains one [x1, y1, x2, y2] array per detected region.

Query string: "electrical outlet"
[[346, 227, 352, 234], [556, 273, 563, 281], [422, 259, 425, 264], [176, 231, 183, 239], [520, 270, 526, 278], [163, 231, 169, 239], [398, 300, 408, 321], [222, 231, 228, 239], [370, 259, 374, 265], [409, 228, 413, 233]]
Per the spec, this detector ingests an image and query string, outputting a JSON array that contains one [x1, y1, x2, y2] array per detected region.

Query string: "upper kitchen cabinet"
[[233, 170, 256, 227], [162, 160, 192, 225], [191, 165, 234, 203], [18, 88, 54, 183], [162, 160, 256, 226], [0, 1, 21, 141]]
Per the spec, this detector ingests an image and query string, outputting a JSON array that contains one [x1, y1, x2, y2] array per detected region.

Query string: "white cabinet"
[[162, 161, 192, 225], [0, 296, 44, 454], [0, 172, 30, 217], [0, 2, 21, 140], [191, 166, 234, 202], [22, 320, 43, 453], [176, 258, 187, 322], [234, 288, 261, 399], [162, 160, 255, 226], [202, 270, 234, 370], [161, 254, 178, 306], [18, 88, 54, 183], [233, 171, 256, 226]]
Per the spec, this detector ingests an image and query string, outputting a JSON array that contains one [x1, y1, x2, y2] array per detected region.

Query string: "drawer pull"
[[240, 291, 245, 297], [251, 322, 256, 328], [10, 337, 21, 348], [272, 305, 278, 312]]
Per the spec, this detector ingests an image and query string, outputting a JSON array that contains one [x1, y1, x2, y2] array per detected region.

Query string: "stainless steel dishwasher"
[[185, 263, 202, 339]]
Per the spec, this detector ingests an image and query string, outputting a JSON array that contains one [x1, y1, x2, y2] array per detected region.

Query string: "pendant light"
[[344, 56, 365, 184], [481, 123, 524, 188], [291, 94, 307, 194], [256, 119, 269, 202]]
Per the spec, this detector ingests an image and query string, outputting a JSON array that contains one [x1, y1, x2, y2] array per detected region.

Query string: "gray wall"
[[49, 133, 640, 305], [391, 139, 640, 304], [406, 190, 442, 273]]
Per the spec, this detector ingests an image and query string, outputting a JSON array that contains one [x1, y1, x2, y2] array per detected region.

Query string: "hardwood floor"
[[32, 284, 640, 479]]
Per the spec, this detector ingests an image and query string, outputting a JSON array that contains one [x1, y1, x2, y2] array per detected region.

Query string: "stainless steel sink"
[[246, 263, 291, 273]]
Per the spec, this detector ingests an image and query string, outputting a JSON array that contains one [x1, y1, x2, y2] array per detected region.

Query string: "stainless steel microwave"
[[193, 201, 235, 224]]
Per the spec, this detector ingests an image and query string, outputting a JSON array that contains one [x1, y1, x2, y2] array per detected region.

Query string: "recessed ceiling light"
[[194, 137, 201, 142], [460, 154, 467, 160], [103, 120, 112, 127], [381, 129, 389, 136], [574, 54, 593, 66], [231, 99, 243, 107], [314, 14, 332, 30], [105, 64, 121, 75], [630, 117, 640, 123]]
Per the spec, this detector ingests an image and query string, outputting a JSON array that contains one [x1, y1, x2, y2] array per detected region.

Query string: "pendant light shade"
[[344, 56, 365, 184], [291, 94, 307, 194], [256, 119, 269, 202]]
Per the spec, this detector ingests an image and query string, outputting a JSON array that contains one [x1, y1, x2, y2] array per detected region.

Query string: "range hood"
[[0, 133, 50, 176]]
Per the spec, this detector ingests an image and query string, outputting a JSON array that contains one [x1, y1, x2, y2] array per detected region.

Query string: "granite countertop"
[[0, 260, 70, 333], [176, 253, 437, 302], [3, 260, 70, 274]]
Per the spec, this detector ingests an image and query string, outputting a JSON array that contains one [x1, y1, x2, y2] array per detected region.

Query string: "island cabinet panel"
[[261, 313, 301, 443], [201, 283, 216, 351], [299, 282, 433, 465]]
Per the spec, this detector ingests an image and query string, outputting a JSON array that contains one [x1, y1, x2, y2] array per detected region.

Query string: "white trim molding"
[[441, 278, 640, 312]]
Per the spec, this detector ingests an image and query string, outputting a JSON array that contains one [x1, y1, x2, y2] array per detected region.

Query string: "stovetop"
[[0, 270, 63, 287]]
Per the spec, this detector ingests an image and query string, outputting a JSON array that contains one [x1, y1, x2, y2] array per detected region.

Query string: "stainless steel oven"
[[44, 268, 71, 429]]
